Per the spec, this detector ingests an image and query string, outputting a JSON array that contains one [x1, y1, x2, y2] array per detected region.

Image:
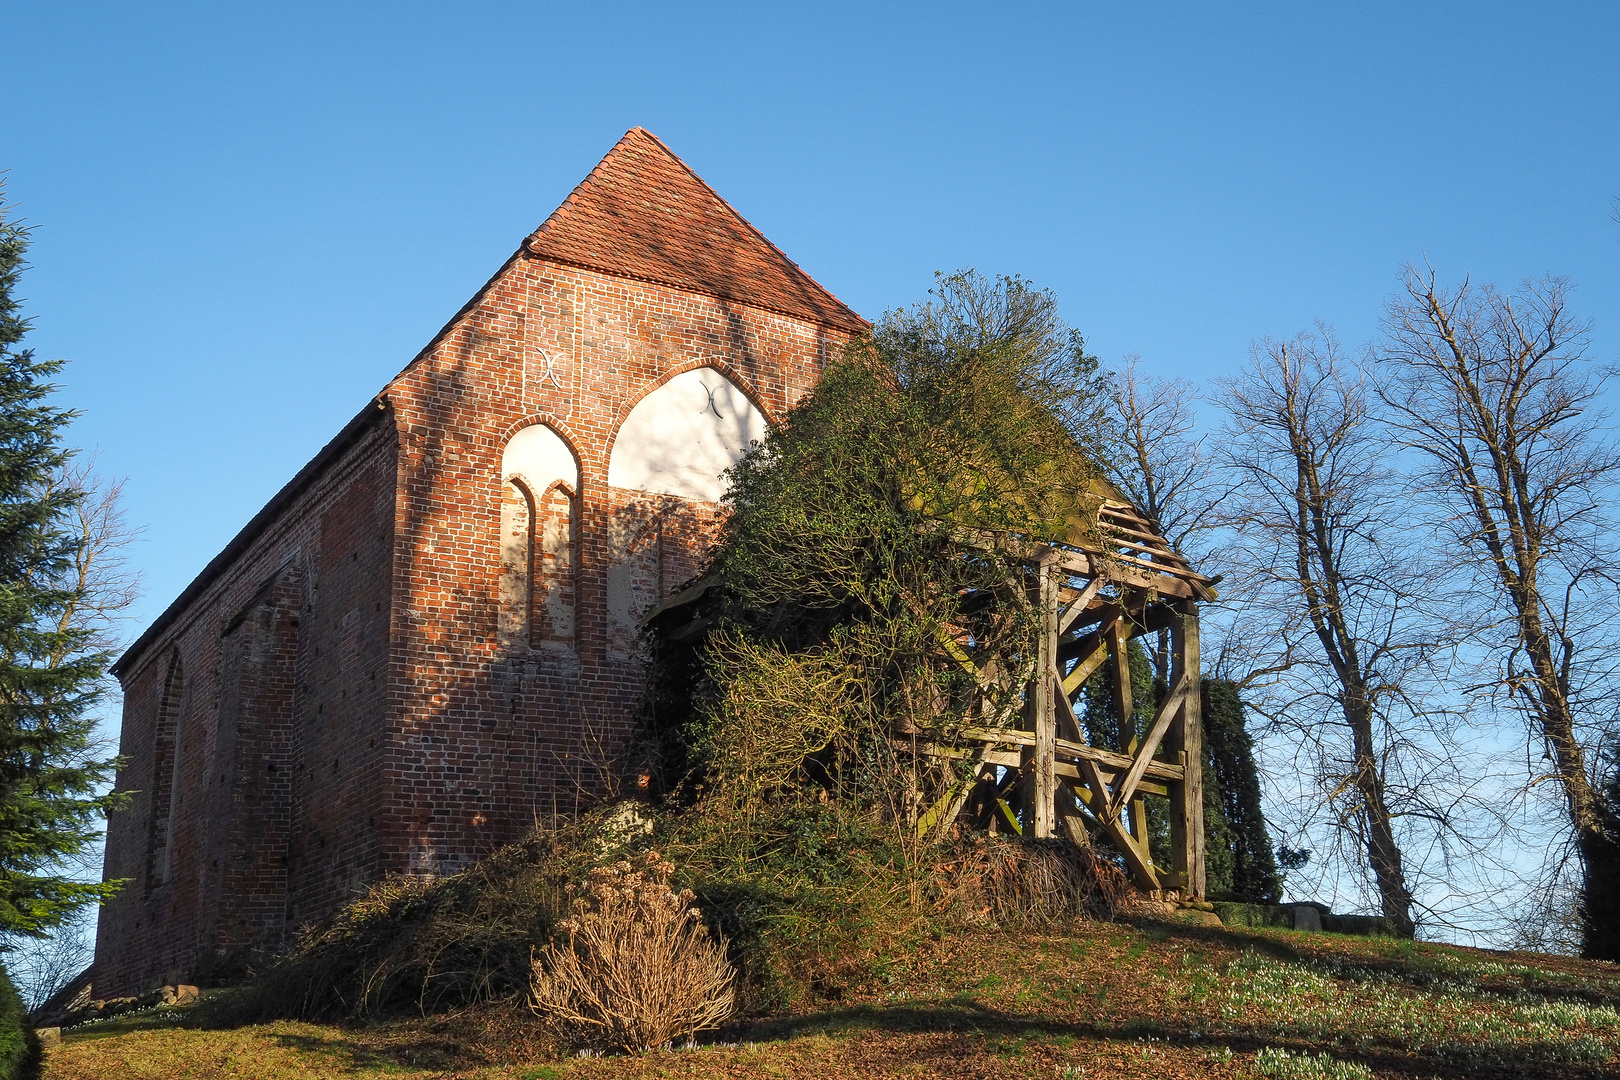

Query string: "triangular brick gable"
[[524, 128, 868, 334]]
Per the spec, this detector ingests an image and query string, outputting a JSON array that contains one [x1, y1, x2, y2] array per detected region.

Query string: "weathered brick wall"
[[375, 255, 845, 877], [96, 423, 397, 994], [97, 251, 852, 997]]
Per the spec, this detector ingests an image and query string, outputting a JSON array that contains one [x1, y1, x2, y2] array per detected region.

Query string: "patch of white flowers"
[[1254, 1047, 1373, 1080], [1207, 952, 1618, 1069]]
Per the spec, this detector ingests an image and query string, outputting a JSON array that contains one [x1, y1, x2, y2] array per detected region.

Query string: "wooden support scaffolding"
[[650, 476, 1217, 901], [907, 494, 1215, 899]]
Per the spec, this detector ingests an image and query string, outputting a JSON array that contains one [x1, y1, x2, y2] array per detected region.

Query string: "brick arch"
[[602, 356, 777, 468], [496, 415, 587, 481]]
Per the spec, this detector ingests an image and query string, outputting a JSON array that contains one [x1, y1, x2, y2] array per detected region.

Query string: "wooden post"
[[1027, 556, 1058, 839], [1110, 618, 1134, 754], [1166, 603, 1205, 898]]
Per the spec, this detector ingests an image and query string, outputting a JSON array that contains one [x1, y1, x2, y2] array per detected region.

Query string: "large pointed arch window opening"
[[607, 367, 769, 503]]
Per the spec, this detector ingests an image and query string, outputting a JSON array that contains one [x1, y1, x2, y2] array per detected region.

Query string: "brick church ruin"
[[94, 129, 868, 994]]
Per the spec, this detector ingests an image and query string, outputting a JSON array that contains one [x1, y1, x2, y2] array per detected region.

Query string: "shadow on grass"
[[267, 1031, 467, 1073], [719, 990, 1613, 1079], [1127, 915, 1620, 1008]]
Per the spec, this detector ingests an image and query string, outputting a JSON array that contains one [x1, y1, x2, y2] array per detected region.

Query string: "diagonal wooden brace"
[[1050, 660, 1085, 744], [1062, 631, 1112, 697], [1073, 762, 1159, 890], [1106, 673, 1189, 822], [1057, 576, 1105, 635]]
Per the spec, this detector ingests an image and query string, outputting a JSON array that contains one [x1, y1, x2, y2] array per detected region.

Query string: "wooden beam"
[[916, 739, 999, 841], [1072, 763, 1158, 890], [1169, 605, 1205, 898], [1051, 549, 1198, 600], [1056, 787, 1092, 847], [1026, 557, 1058, 839], [1109, 618, 1134, 754], [1106, 675, 1189, 820], [950, 728, 1185, 782], [1051, 661, 1085, 743], [1054, 760, 1169, 797], [1062, 634, 1111, 696], [903, 740, 1023, 770], [1057, 576, 1105, 635]]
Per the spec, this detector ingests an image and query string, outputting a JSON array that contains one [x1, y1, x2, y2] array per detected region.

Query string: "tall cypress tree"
[[0, 185, 124, 938], [1201, 679, 1281, 902]]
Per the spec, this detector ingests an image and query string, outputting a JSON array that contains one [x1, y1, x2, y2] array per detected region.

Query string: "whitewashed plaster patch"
[[502, 423, 578, 496], [606, 367, 768, 502]]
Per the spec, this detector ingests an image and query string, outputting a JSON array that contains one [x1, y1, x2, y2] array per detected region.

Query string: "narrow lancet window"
[[534, 481, 577, 648], [498, 425, 579, 653], [145, 652, 183, 894]]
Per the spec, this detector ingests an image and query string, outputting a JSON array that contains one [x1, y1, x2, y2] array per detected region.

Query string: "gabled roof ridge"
[[384, 128, 866, 395], [522, 128, 865, 330], [631, 128, 865, 329]]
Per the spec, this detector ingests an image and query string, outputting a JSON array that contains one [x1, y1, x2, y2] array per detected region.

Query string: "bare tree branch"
[[1212, 326, 1476, 935], [1375, 265, 1620, 959]]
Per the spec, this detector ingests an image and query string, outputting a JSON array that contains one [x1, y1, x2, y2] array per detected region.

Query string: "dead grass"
[[46, 917, 1620, 1079]]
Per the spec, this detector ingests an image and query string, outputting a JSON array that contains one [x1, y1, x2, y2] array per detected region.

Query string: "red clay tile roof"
[[524, 128, 868, 334]]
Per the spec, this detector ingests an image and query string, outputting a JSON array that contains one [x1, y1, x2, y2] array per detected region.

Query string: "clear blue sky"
[[5, 1, 1619, 652]]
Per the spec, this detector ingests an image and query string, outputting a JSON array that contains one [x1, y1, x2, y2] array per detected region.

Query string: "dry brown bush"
[[934, 836, 1130, 926], [530, 852, 735, 1052]]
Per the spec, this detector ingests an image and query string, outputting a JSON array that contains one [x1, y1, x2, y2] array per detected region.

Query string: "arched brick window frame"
[[145, 649, 184, 894], [498, 422, 581, 652]]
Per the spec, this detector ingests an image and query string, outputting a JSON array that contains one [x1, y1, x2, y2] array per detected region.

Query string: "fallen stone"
[[173, 984, 200, 1005], [1172, 908, 1223, 927], [1287, 904, 1323, 932], [34, 1028, 59, 1048]]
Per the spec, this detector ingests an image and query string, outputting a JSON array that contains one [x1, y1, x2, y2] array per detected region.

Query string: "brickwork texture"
[[94, 129, 864, 995]]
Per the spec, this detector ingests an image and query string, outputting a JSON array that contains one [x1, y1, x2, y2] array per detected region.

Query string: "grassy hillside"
[[45, 914, 1620, 1079]]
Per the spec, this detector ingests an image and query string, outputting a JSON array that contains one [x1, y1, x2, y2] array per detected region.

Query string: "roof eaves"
[[110, 398, 393, 680]]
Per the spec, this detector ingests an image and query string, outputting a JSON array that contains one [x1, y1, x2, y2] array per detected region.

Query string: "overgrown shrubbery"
[[247, 787, 1129, 1026], [244, 819, 595, 1020], [645, 271, 1113, 835]]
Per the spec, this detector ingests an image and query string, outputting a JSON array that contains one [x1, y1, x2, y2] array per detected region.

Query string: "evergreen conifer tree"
[[1201, 679, 1281, 902], [0, 185, 124, 938]]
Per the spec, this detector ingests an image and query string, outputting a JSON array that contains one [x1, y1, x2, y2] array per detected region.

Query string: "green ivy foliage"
[[645, 272, 1112, 827]]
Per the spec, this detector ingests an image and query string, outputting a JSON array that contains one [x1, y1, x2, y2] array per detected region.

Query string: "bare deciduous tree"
[[35, 457, 142, 661], [1214, 328, 1464, 936], [1377, 267, 1620, 960], [1110, 357, 1224, 681], [1111, 356, 1222, 557]]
